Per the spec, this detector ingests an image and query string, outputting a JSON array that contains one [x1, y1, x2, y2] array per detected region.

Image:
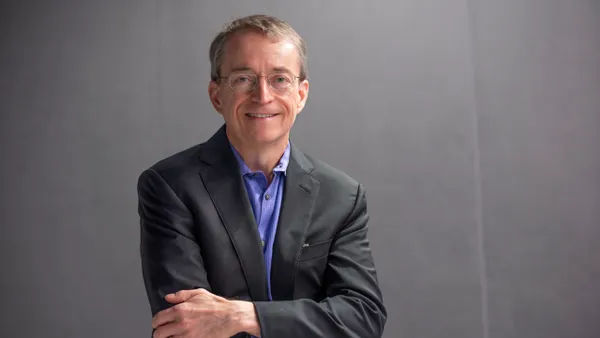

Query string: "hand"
[[151, 288, 248, 338]]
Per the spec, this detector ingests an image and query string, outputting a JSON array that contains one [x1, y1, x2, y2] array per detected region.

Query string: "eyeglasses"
[[219, 72, 300, 92]]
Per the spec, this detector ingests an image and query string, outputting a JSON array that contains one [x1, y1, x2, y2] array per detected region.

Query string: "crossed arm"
[[138, 169, 386, 338]]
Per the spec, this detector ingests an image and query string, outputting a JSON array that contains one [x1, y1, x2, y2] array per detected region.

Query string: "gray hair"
[[209, 14, 308, 82]]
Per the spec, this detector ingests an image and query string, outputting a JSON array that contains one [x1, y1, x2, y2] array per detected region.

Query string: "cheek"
[[224, 95, 247, 115], [281, 94, 300, 114]]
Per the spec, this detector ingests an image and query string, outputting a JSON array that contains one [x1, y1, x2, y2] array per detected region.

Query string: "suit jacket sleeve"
[[253, 184, 387, 338], [138, 168, 211, 316]]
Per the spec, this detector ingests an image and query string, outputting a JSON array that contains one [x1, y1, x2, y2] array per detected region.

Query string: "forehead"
[[221, 30, 300, 73]]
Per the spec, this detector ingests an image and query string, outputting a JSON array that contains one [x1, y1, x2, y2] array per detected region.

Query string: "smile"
[[247, 113, 276, 118]]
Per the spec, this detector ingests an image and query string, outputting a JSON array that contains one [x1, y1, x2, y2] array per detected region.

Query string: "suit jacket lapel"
[[270, 144, 320, 300], [197, 126, 269, 301]]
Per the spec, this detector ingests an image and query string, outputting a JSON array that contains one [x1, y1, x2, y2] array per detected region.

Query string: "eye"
[[269, 73, 293, 88], [230, 74, 255, 87]]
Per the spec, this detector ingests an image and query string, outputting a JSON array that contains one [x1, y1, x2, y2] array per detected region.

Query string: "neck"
[[227, 132, 288, 182]]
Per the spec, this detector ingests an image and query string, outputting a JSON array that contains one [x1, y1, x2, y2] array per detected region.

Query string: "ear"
[[208, 80, 223, 114], [296, 79, 309, 113]]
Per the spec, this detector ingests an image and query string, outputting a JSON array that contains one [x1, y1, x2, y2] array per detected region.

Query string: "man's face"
[[208, 31, 309, 148]]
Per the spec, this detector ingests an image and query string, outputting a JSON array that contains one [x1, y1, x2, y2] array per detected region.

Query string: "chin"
[[249, 130, 287, 145]]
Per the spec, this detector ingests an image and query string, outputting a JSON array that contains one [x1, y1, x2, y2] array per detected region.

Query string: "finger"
[[165, 292, 190, 304], [164, 293, 180, 304], [152, 308, 177, 329], [152, 322, 183, 338], [165, 288, 205, 303]]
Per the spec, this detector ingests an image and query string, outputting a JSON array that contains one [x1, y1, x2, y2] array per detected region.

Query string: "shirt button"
[[265, 194, 270, 200], [261, 240, 265, 247]]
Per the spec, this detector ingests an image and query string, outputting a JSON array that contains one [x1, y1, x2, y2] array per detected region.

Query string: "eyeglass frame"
[[217, 71, 301, 92]]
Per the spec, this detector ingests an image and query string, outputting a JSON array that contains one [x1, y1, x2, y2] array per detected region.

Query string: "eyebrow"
[[229, 66, 253, 73], [272, 67, 293, 73], [228, 66, 294, 74]]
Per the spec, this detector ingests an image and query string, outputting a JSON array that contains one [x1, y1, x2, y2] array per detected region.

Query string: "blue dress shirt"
[[230, 142, 290, 301]]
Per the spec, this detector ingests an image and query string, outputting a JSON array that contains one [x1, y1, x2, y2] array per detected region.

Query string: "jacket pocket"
[[298, 238, 333, 262]]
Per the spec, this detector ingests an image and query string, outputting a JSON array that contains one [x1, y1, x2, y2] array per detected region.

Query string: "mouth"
[[246, 113, 278, 119]]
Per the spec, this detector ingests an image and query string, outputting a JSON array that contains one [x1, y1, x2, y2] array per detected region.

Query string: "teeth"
[[248, 113, 275, 118]]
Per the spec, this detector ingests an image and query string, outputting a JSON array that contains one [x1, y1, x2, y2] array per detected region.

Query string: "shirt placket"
[[255, 174, 270, 251]]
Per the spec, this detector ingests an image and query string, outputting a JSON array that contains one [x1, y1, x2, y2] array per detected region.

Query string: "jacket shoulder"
[[304, 154, 362, 196], [139, 143, 205, 187]]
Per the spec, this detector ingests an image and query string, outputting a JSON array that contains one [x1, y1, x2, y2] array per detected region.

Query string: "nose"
[[251, 76, 274, 104]]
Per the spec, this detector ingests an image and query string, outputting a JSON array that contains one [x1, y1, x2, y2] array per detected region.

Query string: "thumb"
[[165, 289, 195, 303]]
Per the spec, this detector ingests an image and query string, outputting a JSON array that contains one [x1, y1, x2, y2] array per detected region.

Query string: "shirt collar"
[[229, 141, 291, 177]]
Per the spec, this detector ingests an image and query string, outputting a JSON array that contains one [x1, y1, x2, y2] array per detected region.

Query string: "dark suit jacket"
[[138, 125, 386, 337]]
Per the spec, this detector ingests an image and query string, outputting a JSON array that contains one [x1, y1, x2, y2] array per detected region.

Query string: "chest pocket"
[[294, 238, 333, 299], [298, 238, 333, 262]]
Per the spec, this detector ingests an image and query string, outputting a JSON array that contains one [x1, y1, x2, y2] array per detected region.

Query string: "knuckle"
[[173, 305, 185, 314]]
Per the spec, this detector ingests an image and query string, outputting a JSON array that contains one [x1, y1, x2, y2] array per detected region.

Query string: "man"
[[138, 14, 386, 338]]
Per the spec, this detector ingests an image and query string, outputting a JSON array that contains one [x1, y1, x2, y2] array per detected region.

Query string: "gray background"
[[1, 1, 598, 337]]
